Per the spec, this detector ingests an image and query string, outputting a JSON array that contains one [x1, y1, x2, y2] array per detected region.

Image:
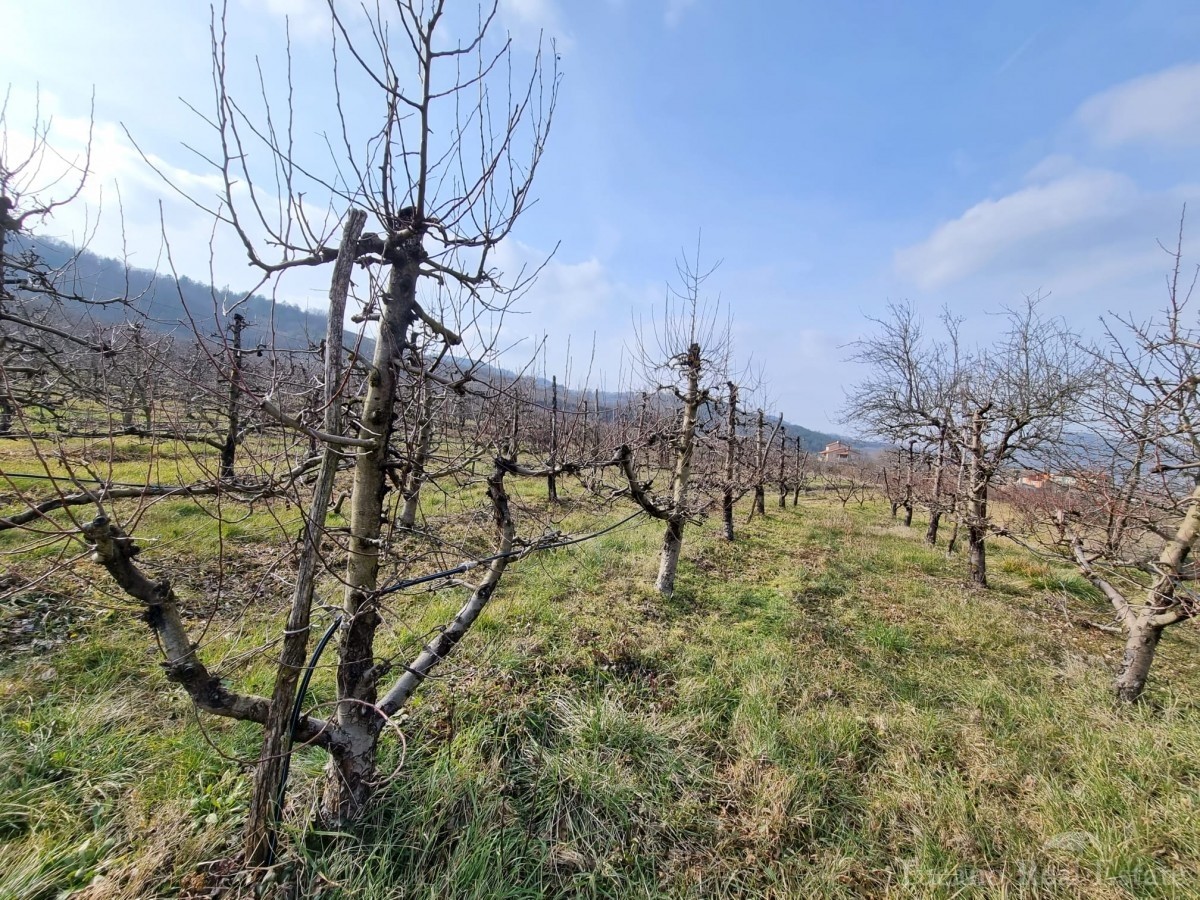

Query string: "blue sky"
[[7, 0, 1200, 431]]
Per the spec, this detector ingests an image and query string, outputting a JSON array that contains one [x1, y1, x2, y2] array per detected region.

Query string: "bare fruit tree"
[[25, 1, 563, 865], [845, 302, 963, 545], [847, 299, 1088, 585], [955, 299, 1089, 586], [621, 244, 730, 595], [0, 93, 131, 441], [1034, 234, 1200, 702]]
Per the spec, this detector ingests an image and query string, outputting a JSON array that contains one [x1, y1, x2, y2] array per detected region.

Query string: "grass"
[[2, 496, 1200, 898]]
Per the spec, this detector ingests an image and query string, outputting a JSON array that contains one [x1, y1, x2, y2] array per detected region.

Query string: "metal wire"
[[375, 508, 648, 598]]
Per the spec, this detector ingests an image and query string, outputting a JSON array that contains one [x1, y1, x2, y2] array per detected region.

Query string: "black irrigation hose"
[[267, 614, 343, 867], [0, 470, 166, 489]]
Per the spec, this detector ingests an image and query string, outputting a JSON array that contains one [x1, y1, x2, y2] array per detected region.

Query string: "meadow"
[[2, 451, 1199, 898]]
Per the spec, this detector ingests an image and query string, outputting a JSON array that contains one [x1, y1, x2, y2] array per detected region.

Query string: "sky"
[[6, 0, 1200, 432]]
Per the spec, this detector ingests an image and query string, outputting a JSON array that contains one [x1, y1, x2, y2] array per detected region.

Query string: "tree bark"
[[321, 240, 420, 825], [792, 437, 804, 507], [1114, 619, 1163, 703], [218, 313, 245, 480], [398, 376, 434, 529], [925, 510, 941, 546], [965, 410, 988, 586], [657, 517, 685, 595], [902, 442, 915, 527], [244, 211, 364, 864], [722, 381, 737, 542], [777, 426, 788, 508], [925, 434, 946, 546], [752, 408, 766, 517], [83, 516, 342, 750], [547, 375, 559, 503], [967, 514, 987, 587], [379, 460, 516, 715], [656, 343, 700, 595]]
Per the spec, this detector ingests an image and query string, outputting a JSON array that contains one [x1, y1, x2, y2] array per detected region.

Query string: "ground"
[[2, 488, 1199, 898]]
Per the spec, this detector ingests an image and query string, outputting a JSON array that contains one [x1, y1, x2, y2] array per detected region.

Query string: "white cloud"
[[896, 63, 1200, 304], [895, 166, 1139, 290], [2, 87, 340, 312], [489, 239, 668, 388], [1076, 62, 1200, 149]]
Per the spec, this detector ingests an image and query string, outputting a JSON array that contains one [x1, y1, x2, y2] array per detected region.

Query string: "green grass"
[[3, 497, 1200, 898]]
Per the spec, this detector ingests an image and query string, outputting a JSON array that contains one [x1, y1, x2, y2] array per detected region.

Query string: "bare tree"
[[821, 454, 875, 509], [955, 299, 1089, 586], [1021, 231, 1200, 701], [847, 299, 1087, 585], [845, 302, 963, 544], [6, 2, 562, 867], [621, 243, 729, 595], [720, 380, 740, 540]]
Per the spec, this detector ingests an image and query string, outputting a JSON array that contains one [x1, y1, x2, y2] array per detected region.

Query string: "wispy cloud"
[[492, 238, 668, 387], [3, 86, 343, 308], [899, 63, 1200, 295], [1076, 62, 1200, 149], [895, 166, 1139, 289]]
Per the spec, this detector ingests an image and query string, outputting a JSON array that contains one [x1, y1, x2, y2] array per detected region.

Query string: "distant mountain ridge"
[[19, 236, 326, 350], [14, 237, 864, 452]]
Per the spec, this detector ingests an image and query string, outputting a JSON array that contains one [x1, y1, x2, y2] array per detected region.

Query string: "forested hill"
[[19, 237, 856, 451], [21, 236, 327, 351]]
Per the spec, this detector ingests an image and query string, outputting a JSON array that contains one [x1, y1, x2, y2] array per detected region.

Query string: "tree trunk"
[[656, 343, 700, 595], [219, 313, 245, 480], [378, 461, 515, 716], [244, 211, 364, 864], [722, 381, 737, 542], [656, 517, 685, 595], [777, 426, 787, 508], [792, 436, 803, 507], [1113, 477, 1200, 701], [925, 434, 946, 546], [965, 411, 988, 587], [1114, 618, 1162, 703], [398, 377, 434, 529], [901, 443, 915, 527], [593, 388, 602, 460], [946, 444, 966, 555], [925, 510, 941, 546], [753, 408, 766, 517], [508, 385, 521, 462], [967, 518, 986, 587], [322, 242, 420, 825]]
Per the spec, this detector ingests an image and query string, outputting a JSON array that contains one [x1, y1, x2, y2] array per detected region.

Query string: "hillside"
[[2, 482, 1198, 897], [15, 238, 859, 451], [18, 236, 327, 351]]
